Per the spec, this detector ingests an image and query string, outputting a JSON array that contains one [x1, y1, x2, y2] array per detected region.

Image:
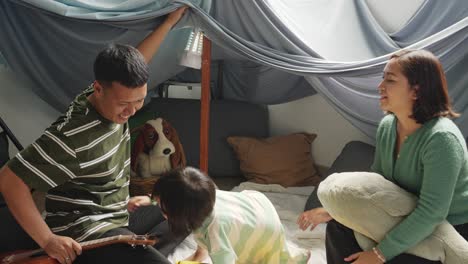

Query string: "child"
[[151, 167, 309, 264]]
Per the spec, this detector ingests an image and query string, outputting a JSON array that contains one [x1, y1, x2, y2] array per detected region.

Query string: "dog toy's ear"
[[167, 121, 186, 169], [131, 126, 146, 173]]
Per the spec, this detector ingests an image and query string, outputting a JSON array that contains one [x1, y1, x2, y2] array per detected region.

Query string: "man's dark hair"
[[391, 49, 459, 123], [152, 167, 216, 237], [93, 44, 149, 88]]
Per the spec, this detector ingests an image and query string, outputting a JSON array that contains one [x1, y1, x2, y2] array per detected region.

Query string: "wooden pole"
[[199, 35, 211, 173]]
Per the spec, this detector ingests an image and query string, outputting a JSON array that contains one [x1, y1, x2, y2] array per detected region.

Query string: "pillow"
[[318, 172, 468, 263], [304, 140, 375, 211], [227, 133, 320, 187]]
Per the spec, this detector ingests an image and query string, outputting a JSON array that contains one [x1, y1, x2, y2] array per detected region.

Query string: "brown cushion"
[[227, 133, 320, 187]]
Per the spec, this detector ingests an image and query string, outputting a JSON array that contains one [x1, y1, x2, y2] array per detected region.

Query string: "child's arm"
[[185, 245, 209, 262]]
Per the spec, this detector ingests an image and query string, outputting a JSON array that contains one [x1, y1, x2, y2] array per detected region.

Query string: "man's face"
[[94, 81, 147, 124]]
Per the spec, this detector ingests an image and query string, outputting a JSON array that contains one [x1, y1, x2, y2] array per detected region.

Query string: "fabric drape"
[[0, 0, 466, 138]]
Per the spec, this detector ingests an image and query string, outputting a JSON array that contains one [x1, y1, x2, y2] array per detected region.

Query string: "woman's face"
[[378, 58, 417, 116]]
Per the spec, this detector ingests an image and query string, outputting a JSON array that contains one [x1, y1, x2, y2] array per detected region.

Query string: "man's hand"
[[296, 207, 333, 231], [0, 166, 80, 264], [164, 6, 188, 28], [43, 234, 82, 264], [136, 6, 188, 63], [127, 195, 152, 212]]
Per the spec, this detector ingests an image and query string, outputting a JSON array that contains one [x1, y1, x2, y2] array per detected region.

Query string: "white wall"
[[268, 95, 373, 167], [0, 68, 60, 156]]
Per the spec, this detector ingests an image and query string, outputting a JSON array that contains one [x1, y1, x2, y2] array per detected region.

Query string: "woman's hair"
[[390, 49, 459, 123], [152, 167, 216, 237]]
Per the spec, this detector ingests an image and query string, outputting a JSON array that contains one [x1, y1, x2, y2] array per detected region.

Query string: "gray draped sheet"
[[0, 0, 467, 138]]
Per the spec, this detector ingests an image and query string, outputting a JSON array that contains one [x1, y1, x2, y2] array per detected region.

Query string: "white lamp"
[[179, 27, 204, 69]]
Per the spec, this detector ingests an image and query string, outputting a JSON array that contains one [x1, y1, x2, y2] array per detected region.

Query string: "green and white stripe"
[[8, 86, 131, 241], [194, 190, 309, 264]]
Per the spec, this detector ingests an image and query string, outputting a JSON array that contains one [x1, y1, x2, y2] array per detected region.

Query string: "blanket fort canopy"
[[0, 0, 467, 139]]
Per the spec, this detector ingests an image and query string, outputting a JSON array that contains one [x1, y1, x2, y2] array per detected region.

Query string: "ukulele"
[[0, 234, 157, 264]]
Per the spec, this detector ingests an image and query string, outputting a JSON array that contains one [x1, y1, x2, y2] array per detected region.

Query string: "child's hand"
[[127, 195, 151, 212]]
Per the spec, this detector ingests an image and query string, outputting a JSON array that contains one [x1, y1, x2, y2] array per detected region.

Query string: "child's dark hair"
[[152, 167, 216, 237], [93, 44, 149, 88]]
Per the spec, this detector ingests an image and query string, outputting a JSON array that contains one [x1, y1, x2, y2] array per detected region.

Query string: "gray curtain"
[[186, 0, 467, 137], [0, 0, 467, 139], [0, 0, 207, 110]]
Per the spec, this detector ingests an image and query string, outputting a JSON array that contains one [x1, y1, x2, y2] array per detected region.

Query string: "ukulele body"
[[0, 250, 58, 264]]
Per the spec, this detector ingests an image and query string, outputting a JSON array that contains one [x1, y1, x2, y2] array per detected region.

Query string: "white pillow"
[[317, 172, 468, 264]]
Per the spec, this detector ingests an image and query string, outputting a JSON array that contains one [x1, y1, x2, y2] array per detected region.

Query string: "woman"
[[297, 49, 468, 263]]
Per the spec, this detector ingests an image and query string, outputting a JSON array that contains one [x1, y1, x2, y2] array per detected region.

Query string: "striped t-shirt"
[[193, 190, 309, 264], [8, 85, 131, 242]]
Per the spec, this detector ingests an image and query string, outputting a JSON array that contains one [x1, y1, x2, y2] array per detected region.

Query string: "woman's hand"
[[296, 207, 333, 231], [127, 196, 151, 212], [345, 250, 384, 264]]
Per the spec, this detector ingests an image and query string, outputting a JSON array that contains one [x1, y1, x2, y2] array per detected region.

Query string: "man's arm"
[[0, 165, 81, 264], [137, 7, 188, 63]]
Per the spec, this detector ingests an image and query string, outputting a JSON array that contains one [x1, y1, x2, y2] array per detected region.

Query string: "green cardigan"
[[372, 114, 468, 260]]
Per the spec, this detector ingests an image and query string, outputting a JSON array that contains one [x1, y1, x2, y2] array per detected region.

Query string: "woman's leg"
[[455, 223, 468, 239], [326, 220, 363, 264], [320, 172, 468, 263], [389, 223, 468, 264], [326, 220, 441, 264]]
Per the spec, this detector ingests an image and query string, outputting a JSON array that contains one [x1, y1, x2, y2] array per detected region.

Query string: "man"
[[0, 7, 186, 264]]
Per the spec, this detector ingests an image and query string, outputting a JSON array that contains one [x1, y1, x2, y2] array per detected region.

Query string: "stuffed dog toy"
[[131, 118, 186, 178]]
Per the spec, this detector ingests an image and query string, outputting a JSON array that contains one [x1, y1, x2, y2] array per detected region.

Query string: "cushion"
[[318, 172, 468, 263], [227, 133, 320, 187], [304, 141, 375, 210]]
